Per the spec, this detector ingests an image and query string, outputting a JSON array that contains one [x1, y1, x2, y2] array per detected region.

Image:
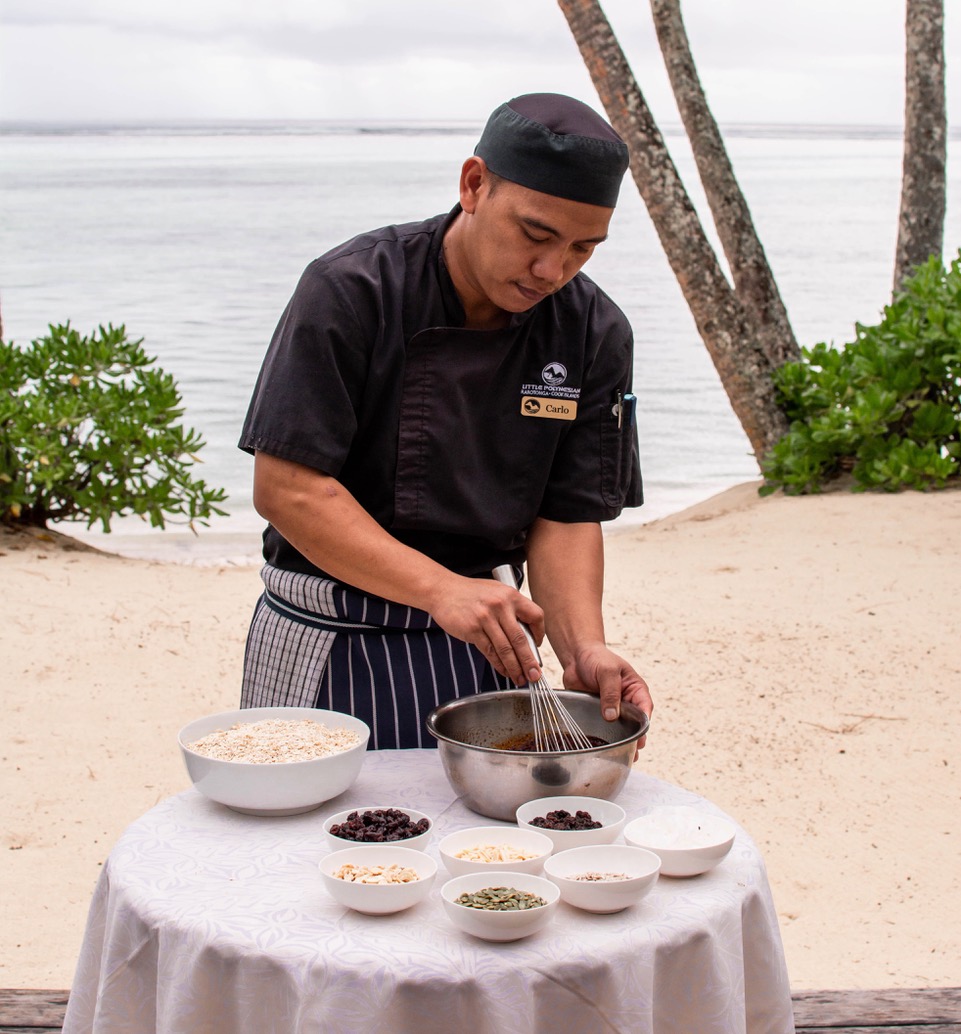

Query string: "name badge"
[[520, 396, 577, 421]]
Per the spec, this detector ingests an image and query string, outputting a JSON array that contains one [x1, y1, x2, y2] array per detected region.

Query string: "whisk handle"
[[491, 564, 518, 588], [491, 565, 542, 664]]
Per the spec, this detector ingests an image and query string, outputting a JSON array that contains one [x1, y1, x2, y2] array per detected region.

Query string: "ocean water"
[[2, 120, 959, 564]]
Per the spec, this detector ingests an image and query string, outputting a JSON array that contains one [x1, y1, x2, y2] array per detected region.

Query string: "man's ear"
[[458, 156, 488, 215]]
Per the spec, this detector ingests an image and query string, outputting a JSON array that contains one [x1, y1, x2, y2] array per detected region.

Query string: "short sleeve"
[[239, 259, 372, 477]]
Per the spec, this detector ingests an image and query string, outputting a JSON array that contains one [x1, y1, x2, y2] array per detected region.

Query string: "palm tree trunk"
[[650, 0, 799, 367], [893, 0, 947, 292], [557, 0, 789, 461]]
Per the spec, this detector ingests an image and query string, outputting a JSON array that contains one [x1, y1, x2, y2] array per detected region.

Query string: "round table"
[[63, 750, 793, 1034]]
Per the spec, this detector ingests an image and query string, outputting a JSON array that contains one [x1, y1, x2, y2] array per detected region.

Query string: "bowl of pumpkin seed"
[[440, 871, 560, 941]]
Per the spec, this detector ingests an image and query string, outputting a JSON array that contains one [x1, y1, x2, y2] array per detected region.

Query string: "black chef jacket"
[[239, 207, 642, 579]]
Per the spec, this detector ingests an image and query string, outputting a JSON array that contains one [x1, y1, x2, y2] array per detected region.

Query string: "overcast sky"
[[0, 0, 957, 127]]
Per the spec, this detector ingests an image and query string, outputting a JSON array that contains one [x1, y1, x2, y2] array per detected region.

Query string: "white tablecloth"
[[63, 750, 794, 1034]]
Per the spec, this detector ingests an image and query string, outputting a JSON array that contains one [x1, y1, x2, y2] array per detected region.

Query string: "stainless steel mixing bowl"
[[426, 690, 650, 821]]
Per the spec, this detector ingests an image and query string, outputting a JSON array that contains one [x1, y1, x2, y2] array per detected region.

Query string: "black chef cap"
[[474, 93, 630, 208]]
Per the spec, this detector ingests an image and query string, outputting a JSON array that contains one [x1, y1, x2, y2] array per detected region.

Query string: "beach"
[[2, 481, 959, 992]]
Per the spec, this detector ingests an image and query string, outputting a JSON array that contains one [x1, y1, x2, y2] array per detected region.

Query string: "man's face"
[[453, 159, 614, 322]]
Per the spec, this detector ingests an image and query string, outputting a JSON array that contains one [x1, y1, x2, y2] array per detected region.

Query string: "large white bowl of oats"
[[178, 706, 370, 816]]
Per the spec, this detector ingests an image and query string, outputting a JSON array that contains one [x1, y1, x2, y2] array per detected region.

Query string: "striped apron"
[[241, 564, 513, 749]]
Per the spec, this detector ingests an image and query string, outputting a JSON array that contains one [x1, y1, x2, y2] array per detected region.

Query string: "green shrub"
[[1, 322, 228, 531], [761, 251, 961, 495]]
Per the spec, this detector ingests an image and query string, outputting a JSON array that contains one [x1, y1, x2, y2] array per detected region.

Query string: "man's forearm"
[[253, 451, 455, 613], [526, 517, 607, 666], [252, 452, 546, 686]]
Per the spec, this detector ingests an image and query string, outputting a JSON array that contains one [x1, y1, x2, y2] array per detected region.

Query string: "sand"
[[2, 481, 959, 992]]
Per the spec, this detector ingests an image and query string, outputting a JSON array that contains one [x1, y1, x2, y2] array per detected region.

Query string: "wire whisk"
[[492, 565, 595, 753]]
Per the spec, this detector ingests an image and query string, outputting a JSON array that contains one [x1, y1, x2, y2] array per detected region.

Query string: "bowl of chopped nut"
[[440, 871, 560, 941], [178, 706, 370, 817], [319, 845, 437, 914], [437, 825, 553, 876], [514, 796, 627, 853], [323, 806, 433, 852], [542, 844, 661, 913]]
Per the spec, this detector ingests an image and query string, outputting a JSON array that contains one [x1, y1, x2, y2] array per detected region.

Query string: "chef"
[[239, 92, 653, 749]]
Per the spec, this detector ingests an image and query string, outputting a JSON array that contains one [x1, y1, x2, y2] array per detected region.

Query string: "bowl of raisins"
[[323, 806, 433, 852], [514, 796, 626, 852]]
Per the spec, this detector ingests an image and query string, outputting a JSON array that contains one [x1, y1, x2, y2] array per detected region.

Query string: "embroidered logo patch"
[[520, 361, 581, 418], [542, 362, 568, 386]]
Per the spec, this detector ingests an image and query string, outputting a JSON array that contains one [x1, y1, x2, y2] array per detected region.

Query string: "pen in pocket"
[[617, 392, 636, 430]]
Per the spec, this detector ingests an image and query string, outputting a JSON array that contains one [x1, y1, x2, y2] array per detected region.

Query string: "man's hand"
[[428, 578, 546, 688], [561, 642, 652, 751]]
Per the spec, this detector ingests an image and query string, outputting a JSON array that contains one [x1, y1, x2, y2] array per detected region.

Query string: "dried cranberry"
[[529, 808, 602, 831], [329, 808, 429, 842]]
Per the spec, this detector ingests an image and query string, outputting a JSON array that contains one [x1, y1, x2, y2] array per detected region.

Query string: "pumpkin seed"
[[454, 886, 547, 910]]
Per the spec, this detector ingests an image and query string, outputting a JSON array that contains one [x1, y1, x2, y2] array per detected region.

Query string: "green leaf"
[[761, 249, 961, 496], [0, 323, 229, 530]]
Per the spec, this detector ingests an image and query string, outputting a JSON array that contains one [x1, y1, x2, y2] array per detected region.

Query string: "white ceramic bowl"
[[319, 846, 437, 915], [438, 825, 554, 876], [440, 871, 560, 941], [178, 706, 370, 816], [323, 805, 433, 852], [623, 806, 737, 877], [514, 796, 627, 853], [543, 844, 661, 913]]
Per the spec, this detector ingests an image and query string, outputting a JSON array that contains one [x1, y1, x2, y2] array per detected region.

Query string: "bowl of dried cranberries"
[[323, 805, 433, 852], [514, 796, 626, 852]]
